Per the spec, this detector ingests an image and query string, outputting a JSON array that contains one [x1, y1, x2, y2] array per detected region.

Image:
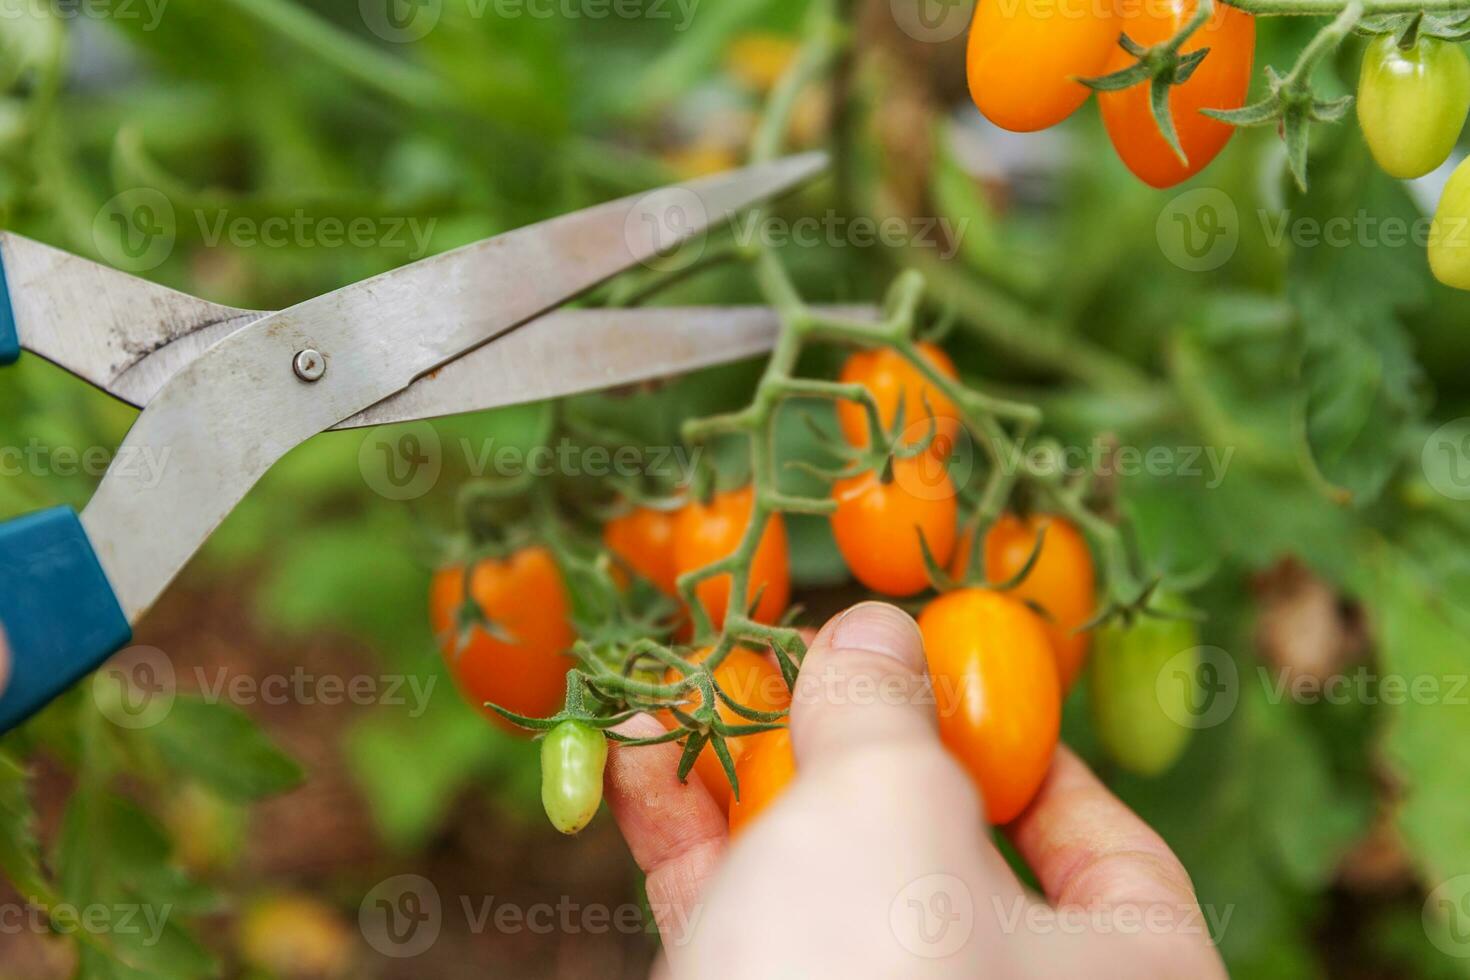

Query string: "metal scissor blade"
[[337, 305, 876, 429], [0, 232, 263, 402], [81, 154, 828, 622]]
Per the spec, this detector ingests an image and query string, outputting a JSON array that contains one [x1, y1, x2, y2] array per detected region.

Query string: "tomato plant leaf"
[[55, 789, 217, 978], [346, 692, 538, 850], [1284, 130, 1429, 507], [1367, 534, 1470, 894], [137, 696, 303, 803], [0, 751, 53, 904]]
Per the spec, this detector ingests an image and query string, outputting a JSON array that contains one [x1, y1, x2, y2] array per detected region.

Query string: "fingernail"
[[823, 602, 924, 668]]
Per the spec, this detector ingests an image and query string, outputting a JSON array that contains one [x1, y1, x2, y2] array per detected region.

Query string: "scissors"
[[0, 153, 843, 732]]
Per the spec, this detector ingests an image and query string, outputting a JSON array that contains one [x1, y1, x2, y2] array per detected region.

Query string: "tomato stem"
[[1221, 0, 1460, 13]]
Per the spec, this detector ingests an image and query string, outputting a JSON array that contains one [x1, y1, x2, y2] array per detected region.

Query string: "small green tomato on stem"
[[1087, 593, 1202, 777], [540, 720, 609, 835], [1357, 32, 1470, 180]]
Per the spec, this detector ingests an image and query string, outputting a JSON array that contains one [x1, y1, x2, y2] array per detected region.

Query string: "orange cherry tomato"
[[918, 588, 1061, 824], [660, 648, 792, 809], [673, 486, 790, 630], [836, 343, 962, 456], [831, 456, 958, 597], [966, 0, 1121, 132], [431, 548, 576, 731], [727, 727, 796, 836], [603, 505, 681, 594], [951, 513, 1097, 691], [1098, 0, 1256, 188]]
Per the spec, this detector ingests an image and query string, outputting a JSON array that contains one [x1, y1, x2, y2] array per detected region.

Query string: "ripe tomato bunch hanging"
[[963, 0, 1470, 290], [965, 0, 1257, 188], [427, 298, 1200, 837], [423, 4, 1242, 841]]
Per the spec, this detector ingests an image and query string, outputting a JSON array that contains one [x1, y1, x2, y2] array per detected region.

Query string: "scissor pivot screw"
[[293, 349, 327, 382]]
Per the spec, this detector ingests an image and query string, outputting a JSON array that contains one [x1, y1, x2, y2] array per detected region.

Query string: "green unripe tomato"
[[1431, 155, 1470, 290], [1088, 596, 1200, 777], [1357, 34, 1470, 180], [540, 721, 608, 836]]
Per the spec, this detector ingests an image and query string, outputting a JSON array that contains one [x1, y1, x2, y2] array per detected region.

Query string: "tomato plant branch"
[[522, 0, 1157, 793], [1206, 0, 1363, 187], [908, 255, 1155, 394], [1223, 0, 1466, 13], [218, 0, 454, 110]]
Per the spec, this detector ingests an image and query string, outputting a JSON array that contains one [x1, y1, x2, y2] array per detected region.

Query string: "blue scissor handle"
[[0, 240, 18, 365], [0, 507, 132, 731]]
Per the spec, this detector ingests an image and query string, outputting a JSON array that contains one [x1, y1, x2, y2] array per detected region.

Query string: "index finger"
[[1007, 747, 1199, 914], [602, 713, 727, 961]]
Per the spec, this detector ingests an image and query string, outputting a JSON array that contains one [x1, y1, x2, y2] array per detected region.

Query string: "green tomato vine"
[[477, 0, 1176, 811]]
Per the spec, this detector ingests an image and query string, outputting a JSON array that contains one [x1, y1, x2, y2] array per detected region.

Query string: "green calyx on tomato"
[[1358, 33, 1470, 181], [1085, 0, 1256, 189], [1087, 594, 1200, 777], [540, 720, 609, 836]]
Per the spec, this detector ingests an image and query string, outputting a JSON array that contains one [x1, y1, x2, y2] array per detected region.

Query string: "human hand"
[[604, 602, 1227, 979]]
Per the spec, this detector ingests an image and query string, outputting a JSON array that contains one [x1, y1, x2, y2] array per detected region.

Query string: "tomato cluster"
[[430, 342, 1191, 838], [965, 0, 1256, 189], [714, 347, 1100, 830]]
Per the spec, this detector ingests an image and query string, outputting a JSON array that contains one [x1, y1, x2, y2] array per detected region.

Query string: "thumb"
[[789, 602, 941, 773]]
